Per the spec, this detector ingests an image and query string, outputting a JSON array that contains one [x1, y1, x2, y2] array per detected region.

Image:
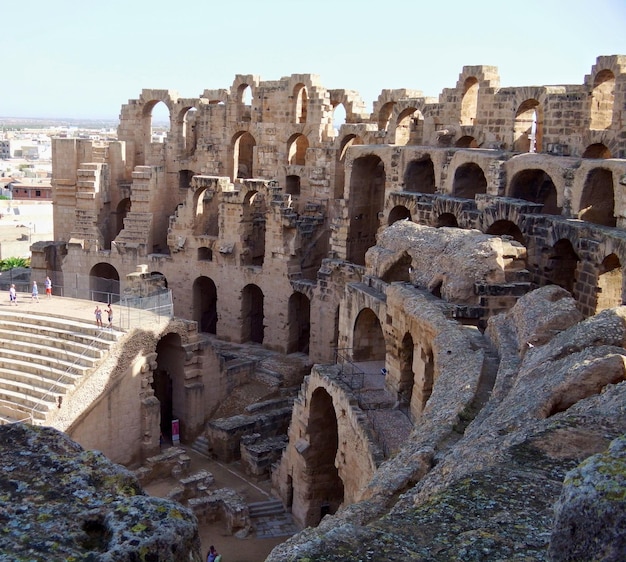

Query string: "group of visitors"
[[7, 277, 52, 305]]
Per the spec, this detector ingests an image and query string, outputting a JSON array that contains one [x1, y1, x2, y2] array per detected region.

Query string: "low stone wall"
[[240, 433, 288, 480], [188, 488, 251, 536]]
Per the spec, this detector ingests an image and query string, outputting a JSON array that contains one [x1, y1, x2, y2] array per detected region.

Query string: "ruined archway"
[[287, 134, 309, 166], [113, 198, 130, 243], [403, 156, 435, 194], [509, 169, 560, 215], [453, 162, 487, 199], [460, 76, 479, 126], [596, 254, 623, 313], [395, 107, 423, 146], [89, 263, 120, 303], [193, 187, 219, 236], [294, 84, 308, 124], [181, 107, 197, 154], [513, 99, 542, 153], [241, 191, 266, 266], [388, 205, 411, 225], [582, 143, 612, 159], [287, 292, 310, 354], [398, 332, 415, 410], [233, 132, 256, 180], [547, 239, 579, 293], [578, 168, 615, 227], [590, 69, 615, 130], [411, 343, 434, 418], [347, 155, 385, 266], [154, 333, 186, 442], [435, 213, 459, 228], [378, 102, 395, 131], [146, 100, 170, 145], [455, 136, 479, 148], [381, 251, 411, 283], [353, 308, 385, 362], [486, 220, 525, 245], [242, 284, 264, 344], [334, 134, 362, 199], [193, 276, 217, 334]]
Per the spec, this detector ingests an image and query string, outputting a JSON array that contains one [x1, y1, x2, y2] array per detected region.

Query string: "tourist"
[[44, 276, 52, 298], [106, 303, 113, 329], [31, 281, 39, 303], [9, 284, 17, 306], [94, 305, 103, 328], [206, 545, 219, 562]]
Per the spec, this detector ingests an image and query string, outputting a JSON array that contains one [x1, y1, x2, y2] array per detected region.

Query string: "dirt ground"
[[143, 447, 295, 562]]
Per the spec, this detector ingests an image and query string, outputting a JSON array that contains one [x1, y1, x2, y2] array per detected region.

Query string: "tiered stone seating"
[[0, 309, 121, 424]]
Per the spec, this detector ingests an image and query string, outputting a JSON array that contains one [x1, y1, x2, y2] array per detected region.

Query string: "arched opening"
[[460, 77, 479, 126], [513, 99, 541, 153], [398, 333, 414, 411], [395, 108, 422, 146], [286, 175, 301, 196], [411, 343, 434, 417], [579, 168, 615, 226], [305, 388, 344, 525], [546, 239, 579, 293], [381, 251, 411, 283], [403, 156, 435, 194], [334, 134, 362, 198], [453, 162, 487, 199], [241, 191, 266, 266], [237, 84, 253, 122], [582, 143, 612, 159], [455, 136, 479, 148], [113, 198, 130, 242], [149, 101, 170, 143], [378, 102, 395, 131], [154, 333, 185, 442], [347, 155, 385, 265], [193, 276, 217, 334], [435, 213, 459, 228], [510, 169, 560, 215], [197, 247, 213, 261], [287, 134, 309, 166], [287, 292, 310, 354], [388, 205, 411, 225], [193, 187, 219, 236], [596, 254, 622, 312], [486, 220, 525, 245], [332, 103, 347, 136], [233, 132, 256, 180], [294, 84, 308, 124], [353, 308, 385, 362], [179, 169, 195, 189], [89, 263, 120, 303], [182, 107, 197, 153], [590, 69, 615, 130], [242, 284, 264, 344]]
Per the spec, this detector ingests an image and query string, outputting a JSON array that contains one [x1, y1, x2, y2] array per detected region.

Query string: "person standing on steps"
[[94, 305, 103, 328], [9, 284, 17, 306], [44, 276, 52, 298], [31, 281, 39, 303], [106, 303, 113, 329]]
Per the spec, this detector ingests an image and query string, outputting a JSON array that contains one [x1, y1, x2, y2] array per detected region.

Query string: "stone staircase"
[[0, 309, 122, 424], [248, 499, 285, 518]]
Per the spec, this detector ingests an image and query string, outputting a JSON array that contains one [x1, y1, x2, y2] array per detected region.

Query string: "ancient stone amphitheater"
[[1, 54, 625, 560]]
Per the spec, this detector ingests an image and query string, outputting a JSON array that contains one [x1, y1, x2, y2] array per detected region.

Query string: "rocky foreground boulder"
[[0, 424, 201, 561], [267, 287, 626, 561]]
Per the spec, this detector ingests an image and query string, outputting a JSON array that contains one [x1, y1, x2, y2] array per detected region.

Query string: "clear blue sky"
[[3, 0, 625, 119]]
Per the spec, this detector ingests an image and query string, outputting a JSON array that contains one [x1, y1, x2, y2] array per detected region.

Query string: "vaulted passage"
[[579, 168, 615, 227], [404, 156, 435, 194], [242, 284, 264, 344], [353, 308, 385, 362], [453, 162, 487, 199], [89, 263, 120, 303], [510, 169, 560, 215], [154, 333, 185, 441], [288, 292, 310, 354], [546, 240, 579, 293], [193, 276, 217, 334], [596, 254, 622, 312]]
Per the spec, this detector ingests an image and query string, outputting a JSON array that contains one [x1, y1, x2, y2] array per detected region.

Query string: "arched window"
[[460, 76, 479, 126], [590, 70, 615, 130]]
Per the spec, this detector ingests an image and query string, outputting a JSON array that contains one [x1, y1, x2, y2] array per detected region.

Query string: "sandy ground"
[[144, 447, 295, 562]]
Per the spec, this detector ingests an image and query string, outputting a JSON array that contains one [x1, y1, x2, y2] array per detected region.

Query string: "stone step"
[[248, 499, 285, 518], [190, 435, 211, 458], [0, 347, 93, 378], [0, 355, 86, 385], [0, 331, 104, 361]]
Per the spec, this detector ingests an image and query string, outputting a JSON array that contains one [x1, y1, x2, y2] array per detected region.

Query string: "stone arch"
[[177, 106, 197, 154], [287, 133, 309, 166], [596, 253, 623, 313], [513, 99, 542, 153], [236, 83, 254, 122], [403, 156, 435, 194], [113, 198, 130, 242], [303, 387, 344, 525], [547, 239, 579, 293], [153, 333, 185, 442], [353, 308, 385, 362], [347, 155, 385, 265], [192, 186, 219, 236], [193, 276, 217, 334], [294, 83, 308, 124], [388, 205, 411, 225], [378, 101, 395, 131], [381, 251, 411, 283], [411, 342, 434, 418], [435, 213, 459, 228], [485, 220, 525, 245], [395, 107, 423, 146], [89, 263, 120, 303], [460, 76, 479, 126], [578, 168, 615, 227], [233, 131, 256, 180], [398, 332, 415, 410], [582, 143, 612, 159], [242, 283, 264, 344], [590, 69, 615, 130], [452, 162, 487, 199], [332, 103, 347, 135], [335, 134, 362, 198], [509, 169, 560, 215], [455, 136, 479, 148], [241, 190, 266, 266], [143, 100, 171, 144], [288, 292, 310, 354]]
